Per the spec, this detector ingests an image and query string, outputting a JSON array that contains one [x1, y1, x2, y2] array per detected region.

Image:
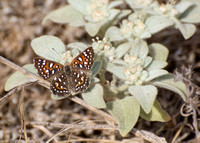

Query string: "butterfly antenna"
[[52, 48, 63, 58]]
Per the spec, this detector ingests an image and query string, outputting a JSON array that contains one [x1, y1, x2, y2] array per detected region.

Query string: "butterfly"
[[33, 47, 94, 97]]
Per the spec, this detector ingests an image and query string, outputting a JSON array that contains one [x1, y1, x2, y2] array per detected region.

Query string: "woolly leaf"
[[129, 85, 157, 114], [152, 74, 188, 101], [92, 61, 102, 77], [145, 16, 173, 34], [178, 0, 200, 23], [145, 69, 168, 81], [106, 63, 126, 80], [130, 39, 148, 58], [105, 26, 125, 41], [42, 5, 85, 26], [174, 18, 196, 39], [146, 60, 168, 70], [140, 100, 171, 122], [82, 84, 106, 108], [31, 35, 66, 64], [106, 96, 140, 136], [67, 42, 88, 51], [149, 43, 169, 61], [115, 43, 132, 59], [5, 64, 37, 91]]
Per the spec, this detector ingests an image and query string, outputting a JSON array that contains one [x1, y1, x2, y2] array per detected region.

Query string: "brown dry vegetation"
[[0, 0, 200, 142]]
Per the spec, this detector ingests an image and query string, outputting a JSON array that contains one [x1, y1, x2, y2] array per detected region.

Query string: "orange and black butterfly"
[[33, 47, 94, 97]]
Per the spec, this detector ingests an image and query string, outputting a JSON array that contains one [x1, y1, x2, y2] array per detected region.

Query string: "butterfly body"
[[34, 47, 94, 97]]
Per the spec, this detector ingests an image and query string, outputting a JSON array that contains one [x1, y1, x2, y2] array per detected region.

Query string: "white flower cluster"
[[124, 54, 148, 85], [63, 50, 74, 63], [120, 13, 147, 39], [92, 37, 115, 62]]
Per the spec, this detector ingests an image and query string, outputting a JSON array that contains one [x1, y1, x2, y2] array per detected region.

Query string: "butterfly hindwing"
[[70, 69, 90, 93], [50, 73, 70, 96], [34, 57, 63, 79], [71, 47, 94, 71]]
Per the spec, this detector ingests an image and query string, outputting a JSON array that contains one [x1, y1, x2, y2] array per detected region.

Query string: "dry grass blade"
[[20, 103, 28, 142], [132, 128, 167, 143]]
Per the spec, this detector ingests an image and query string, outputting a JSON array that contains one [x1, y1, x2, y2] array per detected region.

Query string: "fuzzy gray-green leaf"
[[129, 85, 157, 114], [92, 61, 102, 77], [108, 0, 123, 9], [112, 59, 127, 66], [67, 42, 88, 51], [145, 69, 168, 81], [106, 63, 126, 80], [140, 100, 171, 122], [115, 43, 132, 59], [143, 56, 152, 68], [149, 43, 169, 61], [108, 9, 120, 20], [31, 35, 66, 64], [117, 10, 132, 20], [130, 39, 148, 58], [42, 6, 85, 26], [5, 64, 37, 91], [178, 0, 200, 23], [51, 94, 70, 100], [175, 1, 194, 14], [85, 21, 106, 36], [106, 96, 140, 136], [152, 74, 188, 101], [146, 60, 168, 70], [82, 84, 106, 108], [173, 17, 196, 39], [145, 16, 173, 34], [105, 26, 125, 41], [68, 0, 89, 15]]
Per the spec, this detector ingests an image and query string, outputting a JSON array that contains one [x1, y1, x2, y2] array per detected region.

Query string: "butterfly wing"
[[50, 73, 70, 96], [70, 69, 90, 93], [34, 57, 63, 79], [71, 47, 94, 71]]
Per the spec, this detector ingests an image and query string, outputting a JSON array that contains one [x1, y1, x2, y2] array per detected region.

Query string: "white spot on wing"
[[50, 63, 54, 68], [78, 57, 82, 61]]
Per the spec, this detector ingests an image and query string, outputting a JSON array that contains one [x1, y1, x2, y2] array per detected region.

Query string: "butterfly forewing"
[[34, 58, 63, 79], [70, 69, 90, 93], [71, 47, 94, 71], [50, 73, 70, 96]]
